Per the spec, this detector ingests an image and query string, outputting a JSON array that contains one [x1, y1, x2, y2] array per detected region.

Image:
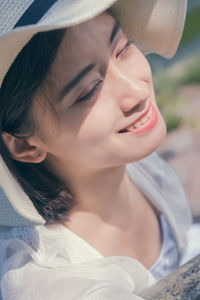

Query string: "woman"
[[0, 0, 194, 299]]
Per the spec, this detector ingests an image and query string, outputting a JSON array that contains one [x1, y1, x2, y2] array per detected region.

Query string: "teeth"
[[123, 106, 153, 132], [147, 107, 152, 117], [126, 125, 134, 132], [140, 116, 148, 124], [134, 121, 142, 128]]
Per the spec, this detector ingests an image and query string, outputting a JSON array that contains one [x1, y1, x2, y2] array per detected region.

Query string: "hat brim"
[[0, 0, 187, 88], [115, 0, 187, 58], [0, 0, 187, 226]]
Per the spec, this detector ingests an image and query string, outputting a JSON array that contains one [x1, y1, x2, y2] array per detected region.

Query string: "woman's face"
[[32, 12, 166, 178]]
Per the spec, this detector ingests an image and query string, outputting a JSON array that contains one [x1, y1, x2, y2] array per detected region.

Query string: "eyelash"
[[76, 40, 133, 104], [76, 80, 103, 104], [116, 40, 134, 58]]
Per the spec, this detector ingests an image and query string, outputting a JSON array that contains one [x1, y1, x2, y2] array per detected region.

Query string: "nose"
[[107, 62, 149, 114]]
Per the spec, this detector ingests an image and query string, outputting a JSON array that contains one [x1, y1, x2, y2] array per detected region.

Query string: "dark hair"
[[0, 9, 118, 224], [0, 29, 77, 224]]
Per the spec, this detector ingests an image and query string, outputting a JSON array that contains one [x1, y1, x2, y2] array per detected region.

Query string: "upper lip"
[[118, 101, 151, 132]]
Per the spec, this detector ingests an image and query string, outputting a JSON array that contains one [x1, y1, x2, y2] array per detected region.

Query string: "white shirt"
[[0, 153, 193, 299]]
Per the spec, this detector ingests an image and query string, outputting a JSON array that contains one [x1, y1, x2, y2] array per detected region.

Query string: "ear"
[[1, 132, 47, 163]]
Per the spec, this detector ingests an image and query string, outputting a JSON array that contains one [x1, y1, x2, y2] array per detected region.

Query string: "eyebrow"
[[58, 63, 96, 102], [58, 21, 120, 102], [109, 20, 120, 44]]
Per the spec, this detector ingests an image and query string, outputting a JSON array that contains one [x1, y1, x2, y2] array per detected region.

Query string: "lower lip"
[[125, 103, 158, 135]]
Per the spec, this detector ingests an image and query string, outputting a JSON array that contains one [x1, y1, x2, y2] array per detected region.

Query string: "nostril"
[[124, 101, 145, 117], [132, 103, 142, 113]]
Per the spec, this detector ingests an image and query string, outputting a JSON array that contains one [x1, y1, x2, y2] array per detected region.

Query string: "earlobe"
[[1, 132, 47, 163]]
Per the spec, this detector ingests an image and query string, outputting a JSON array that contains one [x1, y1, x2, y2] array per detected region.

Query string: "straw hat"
[[0, 0, 187, 226]]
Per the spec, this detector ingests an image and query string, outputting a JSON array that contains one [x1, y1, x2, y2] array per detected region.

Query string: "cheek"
[[75, 104, 115, 145], [31, 103, 59, 146], [50, 100, 115, 150], [122, 47, 152, 81]]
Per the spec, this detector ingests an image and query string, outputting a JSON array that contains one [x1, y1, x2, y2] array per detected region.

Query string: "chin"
[[128, 113, 167, 163], [146, 118, 166, 156], [150, 112, 167, 146]]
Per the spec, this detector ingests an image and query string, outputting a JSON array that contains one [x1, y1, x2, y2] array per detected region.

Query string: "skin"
[[3, 13, 167, 268]]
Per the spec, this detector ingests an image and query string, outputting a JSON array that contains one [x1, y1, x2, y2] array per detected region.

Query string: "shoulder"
[[1, 263, 147, 300], [0, 229, 154, 300], [0, 226, 154, 299]]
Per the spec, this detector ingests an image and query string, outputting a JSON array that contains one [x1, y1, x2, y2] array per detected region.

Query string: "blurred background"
[[148, 0, 200, 219]]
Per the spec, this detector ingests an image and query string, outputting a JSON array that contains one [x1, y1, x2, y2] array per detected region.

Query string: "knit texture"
[[0, 0, 34, 35]]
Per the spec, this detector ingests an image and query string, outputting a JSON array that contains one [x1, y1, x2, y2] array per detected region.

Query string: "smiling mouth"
[[119, 103, 152, 133]]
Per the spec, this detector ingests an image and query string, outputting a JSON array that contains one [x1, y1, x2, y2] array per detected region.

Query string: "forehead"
[[61, 12, 115, 53], [68, 12, 115, 44], [49, 13, 115, 84]]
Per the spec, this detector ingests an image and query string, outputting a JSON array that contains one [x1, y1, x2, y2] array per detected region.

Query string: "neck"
[[62, 164, 136, 224]]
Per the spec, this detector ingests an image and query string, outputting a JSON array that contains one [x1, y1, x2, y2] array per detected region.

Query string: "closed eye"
[[116, 40, 134, 58], [75, 80, 103, 104], [74, 41, 133, 105]]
